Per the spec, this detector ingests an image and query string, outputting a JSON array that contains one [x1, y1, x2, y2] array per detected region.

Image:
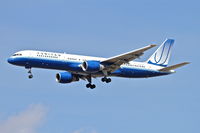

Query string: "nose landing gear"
[[27, 68, 33, 79]]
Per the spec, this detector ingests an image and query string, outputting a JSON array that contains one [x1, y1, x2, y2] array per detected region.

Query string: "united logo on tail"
[[147, 39, 174, 67]]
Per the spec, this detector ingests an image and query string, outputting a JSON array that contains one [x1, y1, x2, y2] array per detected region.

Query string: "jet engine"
[[56, 72, 79, 83], [81, 60, 104, 73]]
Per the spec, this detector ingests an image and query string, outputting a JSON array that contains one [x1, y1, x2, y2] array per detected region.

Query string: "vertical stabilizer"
[[147, 39, 174, 67]]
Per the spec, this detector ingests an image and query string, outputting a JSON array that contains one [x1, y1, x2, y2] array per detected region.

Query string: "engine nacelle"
[[56, 72, 79, 84], [81, 60, 104, 73]]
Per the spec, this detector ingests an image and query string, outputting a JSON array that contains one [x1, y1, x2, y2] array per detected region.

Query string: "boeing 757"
[[7, 39, 189, 89]]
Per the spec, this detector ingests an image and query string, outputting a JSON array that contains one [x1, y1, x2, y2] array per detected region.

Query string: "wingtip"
[[184, 62, 191, 65], [150, 44, 157, 47]]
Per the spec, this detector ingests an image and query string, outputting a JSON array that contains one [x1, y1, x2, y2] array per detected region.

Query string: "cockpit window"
[[13, 53, 22, 56]]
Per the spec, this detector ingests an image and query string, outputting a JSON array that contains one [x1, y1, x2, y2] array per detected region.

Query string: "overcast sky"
[[0, 0, 199, 133]]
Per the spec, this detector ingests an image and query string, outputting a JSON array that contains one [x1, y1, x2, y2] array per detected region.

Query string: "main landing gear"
[[27, 68, 33, 79], [85, 76, 112, 89], [86, 75, 96, 89], [101, 77, 112, 83], [86, 83, 96, 89]]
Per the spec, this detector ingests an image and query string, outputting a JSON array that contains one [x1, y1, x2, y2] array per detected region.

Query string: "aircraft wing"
[[101, 44, 156, 72]]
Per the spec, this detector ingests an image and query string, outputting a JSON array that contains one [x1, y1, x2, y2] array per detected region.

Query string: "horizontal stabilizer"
[[159, 62, 190, 72]]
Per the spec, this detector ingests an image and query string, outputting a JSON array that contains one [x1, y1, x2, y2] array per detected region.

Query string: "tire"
[[86, 84, 91, 88], [107, 78, 111, 82], [91, 84, 96, 89], [101, 78, 106, 82], [28, 75, 33, 79]]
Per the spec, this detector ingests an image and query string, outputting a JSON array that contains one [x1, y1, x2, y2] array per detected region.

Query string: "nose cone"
[[7, 57, 15, 64]]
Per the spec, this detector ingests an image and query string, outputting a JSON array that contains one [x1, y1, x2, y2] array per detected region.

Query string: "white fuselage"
[[12, 50, 164, 70], [8, 50, 172, 79]]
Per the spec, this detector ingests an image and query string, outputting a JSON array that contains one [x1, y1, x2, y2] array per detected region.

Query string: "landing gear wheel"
[[102, 77, 112, 83], [27, 68, 33, 79], [28, 75, 33, 79], [91, 84, 96, 89], [86, 83, 91, 88], [86, 83, 96, 89], [101, 77, 106, 82], [106, 78, 111, 83]]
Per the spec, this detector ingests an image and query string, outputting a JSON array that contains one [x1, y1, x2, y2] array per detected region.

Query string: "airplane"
[[7, 39, 189, 89]]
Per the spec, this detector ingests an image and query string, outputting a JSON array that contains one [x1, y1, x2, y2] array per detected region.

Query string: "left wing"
[[101, 44, 156, 72]]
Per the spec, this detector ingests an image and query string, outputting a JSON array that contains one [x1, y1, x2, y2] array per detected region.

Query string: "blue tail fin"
[[147, 39, 174, 67]]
